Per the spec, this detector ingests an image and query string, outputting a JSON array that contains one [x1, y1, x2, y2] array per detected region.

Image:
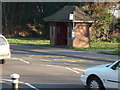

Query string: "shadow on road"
[[2, 83, 87, 90]]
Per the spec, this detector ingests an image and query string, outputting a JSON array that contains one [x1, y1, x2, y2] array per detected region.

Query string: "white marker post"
[[10, 73, 20, 90], [69, 13, 75, 29], [69, 13, 75, 40]]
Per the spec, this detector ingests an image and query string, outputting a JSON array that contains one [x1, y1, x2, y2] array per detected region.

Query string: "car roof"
[[0, 34, 4, 36], [0, 35, 5, 37]]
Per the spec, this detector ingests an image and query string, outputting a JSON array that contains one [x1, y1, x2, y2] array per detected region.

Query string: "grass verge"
[[7, 38, 119, 51], [73, 41, 119, 50], [7, 38, 50, 46], [98, 50, 120, 56]]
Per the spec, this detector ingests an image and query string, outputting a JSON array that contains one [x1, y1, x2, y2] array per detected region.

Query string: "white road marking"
[[11, 58, 30, 64], [19, 59, 30, 64], [2, 79, 12, 82], [12, 58, 19, 60], [65, 67, 80, 74], [46, 64, 81, 74], [24, 83, 39, 90], [46, 65, 64, 68], [1, 79, 39, 90], [72, 68, 84, 71]]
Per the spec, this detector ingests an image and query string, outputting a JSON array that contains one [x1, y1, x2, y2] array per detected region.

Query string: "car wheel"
[[0, 59, 6, 64], [88, 76, 105, 90]]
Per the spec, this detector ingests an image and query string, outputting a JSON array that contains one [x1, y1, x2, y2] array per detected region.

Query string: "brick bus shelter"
[[44, 6, 95, 48]]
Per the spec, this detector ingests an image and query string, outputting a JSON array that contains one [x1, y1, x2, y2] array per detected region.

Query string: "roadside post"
[[10, 73, 20, 90], [69, 13, 75, 40]]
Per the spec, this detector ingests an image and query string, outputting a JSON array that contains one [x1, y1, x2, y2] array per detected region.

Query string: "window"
[[112, 61, 120, 70], [0, 37, 7, 45], [116, 62, 120, 70]]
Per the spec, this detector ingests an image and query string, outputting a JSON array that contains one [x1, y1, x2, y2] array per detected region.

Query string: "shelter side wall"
[[73, 23, 91, 48]]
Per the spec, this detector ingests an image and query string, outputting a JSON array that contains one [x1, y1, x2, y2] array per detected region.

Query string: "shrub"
[[110, 32, 120, 43]]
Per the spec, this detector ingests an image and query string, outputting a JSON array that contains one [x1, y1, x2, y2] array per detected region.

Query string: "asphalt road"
[[1, 45, 118, 89]]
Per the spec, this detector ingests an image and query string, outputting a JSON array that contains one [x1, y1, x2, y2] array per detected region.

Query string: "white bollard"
[[10, 73, 20, 90]]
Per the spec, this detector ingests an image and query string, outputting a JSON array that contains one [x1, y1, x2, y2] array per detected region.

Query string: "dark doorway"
[[56, 22, 67, 46]]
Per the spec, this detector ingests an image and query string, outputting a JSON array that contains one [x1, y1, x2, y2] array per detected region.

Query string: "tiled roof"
[[44, 6, 95, 22]]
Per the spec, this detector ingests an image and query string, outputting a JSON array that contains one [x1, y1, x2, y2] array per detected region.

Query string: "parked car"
[[0, 35, 11, 64], [80, 60, 120, 90]]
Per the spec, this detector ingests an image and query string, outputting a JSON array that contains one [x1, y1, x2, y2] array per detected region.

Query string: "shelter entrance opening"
[[56, 22, 67, 46]]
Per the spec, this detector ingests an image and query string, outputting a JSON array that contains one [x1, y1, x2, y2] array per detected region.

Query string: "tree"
[[82, 2, 117, 41]]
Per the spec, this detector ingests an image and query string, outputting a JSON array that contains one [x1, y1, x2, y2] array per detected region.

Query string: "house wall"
[[73, 23, 91, 48]]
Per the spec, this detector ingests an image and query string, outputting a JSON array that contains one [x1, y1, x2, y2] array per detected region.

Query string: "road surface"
[[1, 45, 118, 89]]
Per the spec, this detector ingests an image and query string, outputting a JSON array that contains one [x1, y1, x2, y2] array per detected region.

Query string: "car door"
[[105, 61, 120, 89], [0, 36, 10, 58]]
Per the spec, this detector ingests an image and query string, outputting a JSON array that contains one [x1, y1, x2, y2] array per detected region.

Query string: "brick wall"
[[73, 23, 91, 48]]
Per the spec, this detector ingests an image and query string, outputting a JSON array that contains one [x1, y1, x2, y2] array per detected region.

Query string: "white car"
[[81, 60, 120, 90], [0, 35, 11, 64]]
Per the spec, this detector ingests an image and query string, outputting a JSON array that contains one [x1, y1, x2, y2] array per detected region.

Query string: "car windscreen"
[[0, 37, 7, 45]]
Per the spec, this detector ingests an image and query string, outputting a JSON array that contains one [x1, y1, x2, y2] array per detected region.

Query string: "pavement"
[[10, 44, 119, 62]]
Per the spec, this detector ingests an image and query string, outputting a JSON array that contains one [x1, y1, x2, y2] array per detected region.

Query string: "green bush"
[[111, 32, 120, 43]]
